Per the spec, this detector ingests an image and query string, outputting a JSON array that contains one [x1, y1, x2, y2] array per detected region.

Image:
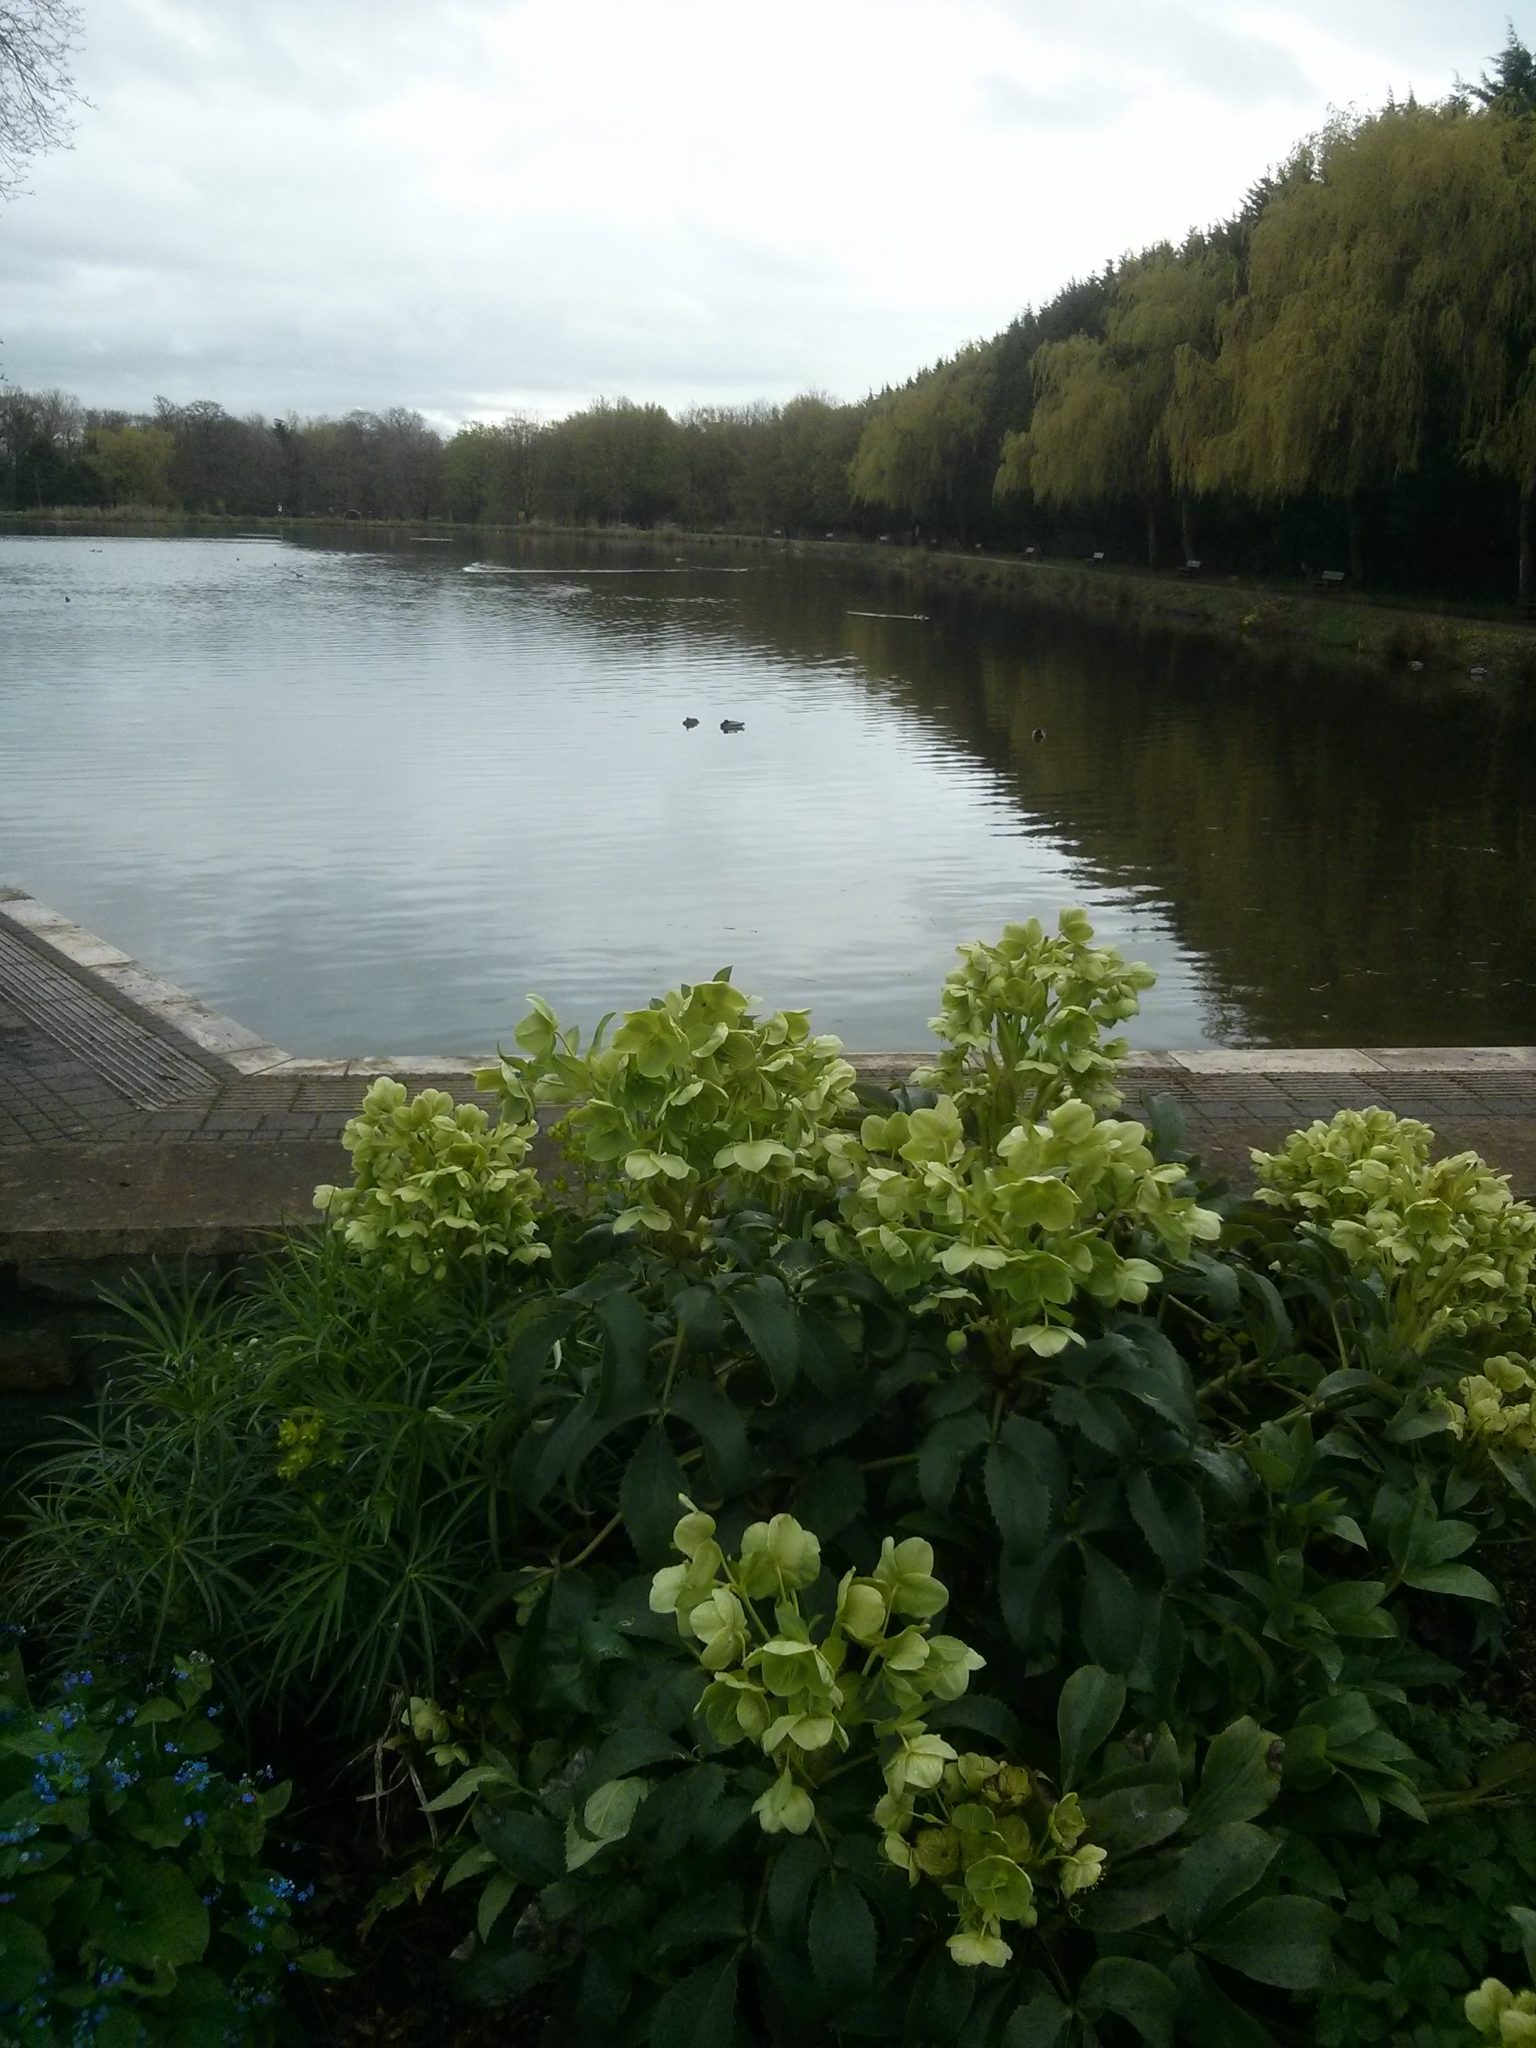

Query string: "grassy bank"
[[9, 506, 1535, 683]]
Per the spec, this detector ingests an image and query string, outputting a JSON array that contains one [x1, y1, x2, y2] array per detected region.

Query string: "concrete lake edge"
[[2, 884, 1534, 1414]]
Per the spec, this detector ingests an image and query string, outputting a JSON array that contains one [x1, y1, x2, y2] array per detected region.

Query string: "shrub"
[[5, 1247, 525, 1734], [10, 909, 1536, 2043], [0, 1640, 341, 2044], [313, 1078, 547, 1283]]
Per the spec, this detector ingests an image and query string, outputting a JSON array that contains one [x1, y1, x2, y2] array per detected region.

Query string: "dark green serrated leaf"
[[1003, 1989, 1074, 2046], [985, 1439, 1054, 1556], [918, 1409, 990, 1513], [1052, 1382, 1136, 1455], [652, 1885, 747, 1950], [905, 1944, 978, 2043], [1080, 1544, 1143, 1673], [501, 1294, 583, 1410], [1126, 1467, 1206, 1581], [647, 1949, 740, 2047], [1184, 1718, 1283, 1836], [1197, 1893, 1336, 1990], [621, 1424, 690, 1565], [669, 1375, 753, 1496], [792, 1454, 866, 1540], [1169, 1821, 1280, 1938], [1166, 1953, 1280, 2048], [808, 1870, 877, 2006], [1058, 1664, 1127, 1791], [1080, 1956, 1179, 2046], [1081, 1782, 1188, 1856], [1000, 1538, 1069, 1654], [929, 1693, 1024, 1751], [767, 1835, 828, 1942], [727, 1274, 802, 1396], [673, 1284, 726, 1350], [595, 1287, 657, 1407]]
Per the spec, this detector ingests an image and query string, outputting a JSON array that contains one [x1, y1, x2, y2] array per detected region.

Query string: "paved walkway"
[[2, 886, 1534, 1261]]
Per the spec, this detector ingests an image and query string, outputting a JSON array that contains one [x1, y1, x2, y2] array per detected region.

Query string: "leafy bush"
[[5, 1251, 522, 1732], [1254, 1107, 1536, 1353], [475, 974, 860, 1247], [0, 1639, 341, 2044], [313, 1078, 547, 1282], [1461, 1905, 1536, 2046], [9, 908, 1536, 2043]]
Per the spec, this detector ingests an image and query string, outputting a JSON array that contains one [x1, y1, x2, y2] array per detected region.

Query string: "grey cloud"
[[985, 0, 1315, 100], [974, 72, 1107, 129]]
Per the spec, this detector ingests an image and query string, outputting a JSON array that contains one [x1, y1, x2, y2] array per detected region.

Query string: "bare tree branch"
[[0, 0, 87, 199]]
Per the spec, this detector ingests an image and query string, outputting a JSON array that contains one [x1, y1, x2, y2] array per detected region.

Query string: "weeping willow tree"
[[1174, 99, 1536, 587], [847, 343, 996, 536], [1455, 76, 1536, 603], [994, 243, 1235, 564]]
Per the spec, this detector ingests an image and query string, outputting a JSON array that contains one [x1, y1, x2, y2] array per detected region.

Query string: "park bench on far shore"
[[1313, 568, 1348, 589], [1175, 559, 1203, 577], [1086, 550, 1105, 563]]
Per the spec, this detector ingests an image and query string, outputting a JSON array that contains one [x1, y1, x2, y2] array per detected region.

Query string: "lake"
[[2, 529, 1534, 1056]]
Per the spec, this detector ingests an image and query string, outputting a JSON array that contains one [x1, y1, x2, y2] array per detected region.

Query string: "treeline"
[[6, 35, 1536, 601]]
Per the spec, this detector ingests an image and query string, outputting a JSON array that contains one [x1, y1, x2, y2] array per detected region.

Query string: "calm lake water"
[[2, 530, 1534, 1055]]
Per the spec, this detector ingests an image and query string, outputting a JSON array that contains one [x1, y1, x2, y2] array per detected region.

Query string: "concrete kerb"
[[0, 890, 289, 1078]]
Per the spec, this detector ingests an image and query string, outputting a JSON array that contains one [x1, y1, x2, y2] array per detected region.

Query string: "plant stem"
[[560, 1510, 623, 1574], [659, 1321, 687, 1411]]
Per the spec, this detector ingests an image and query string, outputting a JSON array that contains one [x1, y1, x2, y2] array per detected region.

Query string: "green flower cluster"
[[313, 1078, 548, 1282], [1443, 1355, 1536, 1457], [650, 1508, 1102, 1968], [1254, 1108, 1536, 1354], [824, 1092, 1220, 1356], [477, 976, 858, 1245], [1466, 1975, 1536, 2042], [273, 1407, 337, 1482], [879, 1753, 1105, 1968], [914, 908, 1156, 1141]]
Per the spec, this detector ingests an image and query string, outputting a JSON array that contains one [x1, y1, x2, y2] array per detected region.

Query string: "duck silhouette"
[[683, 716, 699, 729], [720, 718, 745, 733]]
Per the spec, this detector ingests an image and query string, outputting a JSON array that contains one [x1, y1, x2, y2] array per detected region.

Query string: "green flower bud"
[[1059, 1844, 1107, 1895], [884, 1730, 958, 1796], [881, 1626, 932, 1673], [763, 1709, 841, 1754], [673, 1506, 718, 1558], [913, 1826, 962, 1877], [965, 1853, 1037, 1924], [752, 1766, 816, 1836], [870, 1536, 949, 1620], [754, 1637, 837, 1700], [835, 1573, 889, 1646], [699, 1673, 771, 1746], [1048, 1792, 1086, 1850], [921, 1635, 986, 1702], [687, 1587, 750, 1671], [947, 1920, 1012, 1969], [736, 1513, 821, 1598]]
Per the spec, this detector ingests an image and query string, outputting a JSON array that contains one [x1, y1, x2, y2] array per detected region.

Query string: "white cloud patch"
[[0, 0, 1519, 421]]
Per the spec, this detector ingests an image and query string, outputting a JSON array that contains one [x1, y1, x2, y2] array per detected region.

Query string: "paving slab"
[[3, 886, 1535, 1258]]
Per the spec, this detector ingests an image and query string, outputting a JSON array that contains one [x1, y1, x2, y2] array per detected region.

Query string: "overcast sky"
[[0, 0, 1523, 429]]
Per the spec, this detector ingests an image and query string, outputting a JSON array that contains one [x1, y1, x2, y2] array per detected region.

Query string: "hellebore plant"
[[650, 1506, 1105, 1967]]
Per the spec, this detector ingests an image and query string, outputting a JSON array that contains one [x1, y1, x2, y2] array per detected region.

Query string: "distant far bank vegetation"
[[7, 34, 1536, 607]]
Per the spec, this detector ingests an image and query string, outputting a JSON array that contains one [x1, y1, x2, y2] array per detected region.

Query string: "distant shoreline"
[[6, 508, 1534, 685]]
